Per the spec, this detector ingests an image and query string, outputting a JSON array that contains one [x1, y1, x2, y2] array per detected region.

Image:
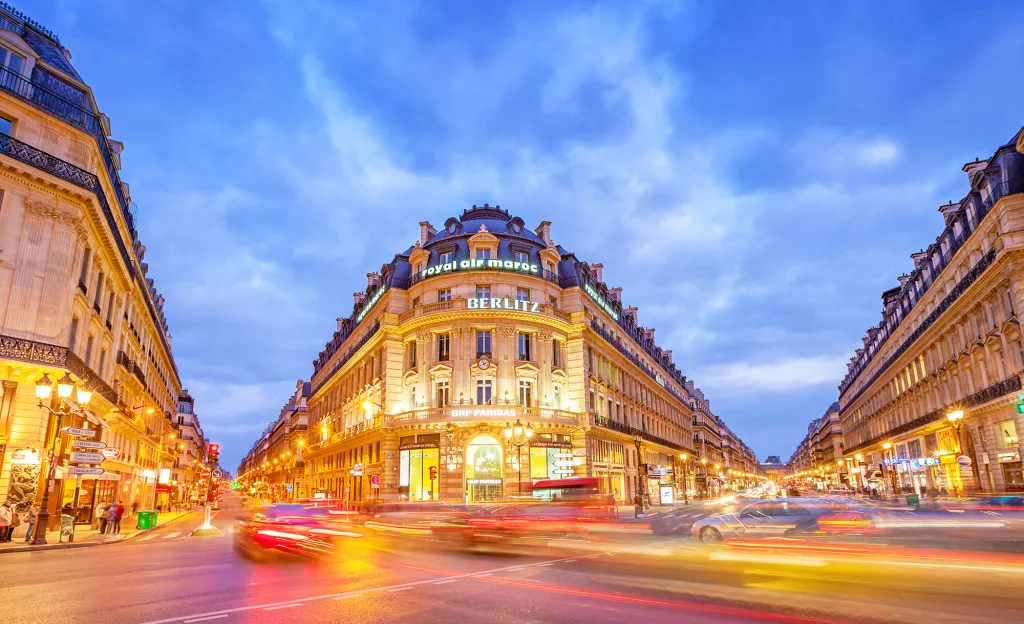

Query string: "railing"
[[396, 298, 572, 326], [116, 350, 132, 368], [843, 374, 1023, 456], [841, 179, 1020, 396], [0, 333, 119, 405], [840, 248, 998, 408], [0, 2, 59, 41], [311, 321, 381, 392], [386, 406, 579, 426], [408, 266, 560, 288], [589, 320, 690, 406], [588, 413, 685, 451]]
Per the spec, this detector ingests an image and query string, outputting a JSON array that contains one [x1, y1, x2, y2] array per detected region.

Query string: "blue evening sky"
[[30, 1, 1024, 471]]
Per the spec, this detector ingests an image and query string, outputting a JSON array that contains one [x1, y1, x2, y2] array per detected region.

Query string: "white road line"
[[138, 534, 158, 542], [264, 603, 303, 611], [136, 552, 600, 624], [432, 579, 458, 585], [162, 532, 181, 539], [502, 566, 527, 572], [534, 563, 554, 567], [387, 587, 413, 593], [184, 617, 227, 623]]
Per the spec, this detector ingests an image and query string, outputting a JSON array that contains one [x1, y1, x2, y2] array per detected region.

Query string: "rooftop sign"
[[467, 297, 540, 312], [355, 284, 387, 322], [583, 283, 619, 321], [420, 258, 539, 279]]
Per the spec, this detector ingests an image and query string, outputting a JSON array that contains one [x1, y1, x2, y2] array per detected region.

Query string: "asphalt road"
[[2, 496, 1021, 624]]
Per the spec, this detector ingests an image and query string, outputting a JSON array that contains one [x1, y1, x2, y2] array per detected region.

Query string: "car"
[[690, 498, 871, 545], [234, 504, 363, 561]]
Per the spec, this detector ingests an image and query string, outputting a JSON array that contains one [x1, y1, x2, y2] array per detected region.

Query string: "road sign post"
[[69, 451, 105, 464]]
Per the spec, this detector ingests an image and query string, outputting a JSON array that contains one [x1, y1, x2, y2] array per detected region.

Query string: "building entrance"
[[465, 435, 503, 504]]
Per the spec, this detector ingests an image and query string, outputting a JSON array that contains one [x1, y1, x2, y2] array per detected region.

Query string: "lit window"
[[435, 380, 450, 407], [518, 332, 531, 361], [476, 379, 492, 405], [518, 379, 533, 407], [476, 330, 491, 357]]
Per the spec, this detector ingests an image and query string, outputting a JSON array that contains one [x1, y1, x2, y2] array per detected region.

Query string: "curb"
[[0, 509, 200, 555]]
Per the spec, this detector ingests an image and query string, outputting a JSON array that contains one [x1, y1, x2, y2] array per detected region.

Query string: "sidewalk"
[[0, 508, 198, 555]]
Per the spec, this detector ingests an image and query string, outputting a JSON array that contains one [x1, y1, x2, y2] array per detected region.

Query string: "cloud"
[[700, 355, 849, 392]]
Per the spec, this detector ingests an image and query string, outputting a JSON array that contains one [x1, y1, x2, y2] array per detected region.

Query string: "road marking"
[[264, 603, 303, 611], [387, 587, 413, 592], [502, 566, 527, 572], [432, 579, 458, 585], [138, 534, 158, 542], [332, 594, 363, 601], [534, 563, 554, 567], [474, 573, 494, 577], [163, 532, 181, 539], [184, 617, 227, 623]]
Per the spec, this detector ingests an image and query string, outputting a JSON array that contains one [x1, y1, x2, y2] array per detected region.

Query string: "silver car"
[[691, 498, 855, 545]]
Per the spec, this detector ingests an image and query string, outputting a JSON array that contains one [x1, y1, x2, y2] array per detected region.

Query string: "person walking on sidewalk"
[[0, 500, 13, 542], [105, 501, 119, 536], [113, 500, 125, 534], [633, 493, 643, 518], [97, 502, 109, 535], [23, 503, 39, 543]]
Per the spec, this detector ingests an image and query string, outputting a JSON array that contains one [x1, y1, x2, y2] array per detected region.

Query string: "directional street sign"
[[64, 427, 96, 437], [70, 451, 105, 464], [213, 468, 222, 479], [72, 440, 107, 450], [69, 466, 104, 476], [100, 448, 121, 459]]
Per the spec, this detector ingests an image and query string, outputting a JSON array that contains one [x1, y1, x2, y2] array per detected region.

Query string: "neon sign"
[[420, 258, 539, 279], [355, 284, 387, 322], [467, 297, 540, 312], [583, 282, 619, 321]]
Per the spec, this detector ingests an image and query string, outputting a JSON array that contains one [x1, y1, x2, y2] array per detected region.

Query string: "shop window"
[[476, 379, 492, 405], [399, 447, 439, 501], [466, 436, 502, 479], [997, 419, 1019, 447]]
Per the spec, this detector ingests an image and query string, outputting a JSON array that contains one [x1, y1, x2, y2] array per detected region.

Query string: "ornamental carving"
[[536, 332, 553, 343], [495, 326, 517, 336], [24, 199, 87, 243]]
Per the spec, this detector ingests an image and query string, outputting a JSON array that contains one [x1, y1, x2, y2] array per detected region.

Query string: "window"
[[549, 295, 558, 309], [94, 272, 104, 307], [476, 379, 492, 405], [476, 284, 491, 299], [435, 380, 450, 407], [475, 249, 491, 260], [545, 262, 555, 277], [438, 289, 452, 302], [68, 317, 79, 350], [553, 383, 563, 409], [437, 332, 450, 361], [412, 296, 420, 308], [409, 386, 417, 409], [79, 248, 91, 285], [476, 330, 491, 357], [516, 288, 530, 302], [105, 292, 115, 324], [85, 335, 94, 366], [518, 379, 533, 407], [0, 114, 11, 136], [552, 339, 562, 368], [997, 420, 1019, 447], [518, 332, 531, 361], [440, 251, 453, 264], [98, 348, 107, 373], [399, 447, 440, 501], [514, 251, 529, 264], [0, 46, 24, 87]]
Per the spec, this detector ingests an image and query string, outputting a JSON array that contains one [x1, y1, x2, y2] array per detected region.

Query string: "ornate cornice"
[[24, 199, 87, 243]]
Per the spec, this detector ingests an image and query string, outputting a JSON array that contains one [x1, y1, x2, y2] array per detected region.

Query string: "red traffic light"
[[209, 443, 220, 454], [429, 466, 437, 478]]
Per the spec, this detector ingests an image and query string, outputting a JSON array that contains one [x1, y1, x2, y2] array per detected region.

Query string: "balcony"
[[397, 297, 569, 326], [387, 406, 578, 427], [587, 412, 686, 452]]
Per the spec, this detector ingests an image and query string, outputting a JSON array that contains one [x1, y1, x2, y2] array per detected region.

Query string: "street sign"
[[344, 487, 350, 493], [68, 466, 104, 476], [100, 448, 121, 459], [72, 440, 106, 450], [370, 474, 380, 486], [64, 427, 96, 437], [200, 469, 212, 479], [956, 455, 972, 467], [213, 468, 222, 479], [69, 451, 105, 464]]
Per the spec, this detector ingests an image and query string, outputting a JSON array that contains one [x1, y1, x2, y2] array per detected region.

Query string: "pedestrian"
[[0, 500, 13, 542], [113, 500, 125, 534], [97, 502, 109, 535], [105, 501, 119, 535], [131, 500, 139, 516], [24, 503, 39, 542], [633, 493, 643, 518]]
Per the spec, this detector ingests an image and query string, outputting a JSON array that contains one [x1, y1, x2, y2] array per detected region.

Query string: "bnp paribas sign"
[[419, 258, 539, 279]]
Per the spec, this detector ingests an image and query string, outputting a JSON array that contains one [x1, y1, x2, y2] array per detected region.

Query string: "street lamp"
[[699, 457, 708, 499], [632, 431, 645, 500], [505, 419, 533, 494], [678, 453, 690, 504], [31, 372, 93, 545], [946, 409, 972, 495]]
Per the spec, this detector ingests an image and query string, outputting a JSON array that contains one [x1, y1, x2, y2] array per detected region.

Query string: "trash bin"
[[136, 509, 158, 530], [906, 493, 920, 507]]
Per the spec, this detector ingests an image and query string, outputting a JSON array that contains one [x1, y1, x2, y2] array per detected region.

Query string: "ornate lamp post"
[[678, 453, 690, 504], [633, 431, 645, 500], [32, 372, 93, 545], [946, 409, 977, 494], [699, 457, 708, 499], [504, 419, 533, 494]]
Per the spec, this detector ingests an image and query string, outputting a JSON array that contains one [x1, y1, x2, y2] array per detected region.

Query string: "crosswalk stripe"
[[163, 532, 181, 539], [138, 534, 158, 541]]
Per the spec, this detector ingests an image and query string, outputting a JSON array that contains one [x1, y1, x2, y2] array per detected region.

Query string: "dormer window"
[[0, 46, 25, 79], [476, 248, 491, 260]]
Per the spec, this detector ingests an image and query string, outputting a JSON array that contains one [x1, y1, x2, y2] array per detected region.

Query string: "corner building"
[[304, 205, 727, 505]]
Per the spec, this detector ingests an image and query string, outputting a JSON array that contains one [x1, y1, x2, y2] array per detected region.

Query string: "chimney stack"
[[535, 221, 552, 244], [419, 222, 436, 246], [590, 263, 603, 282]]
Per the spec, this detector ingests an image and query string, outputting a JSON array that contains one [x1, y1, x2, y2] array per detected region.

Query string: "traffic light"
[[208, 443, 220, 464], [429, 466, 437, 480]]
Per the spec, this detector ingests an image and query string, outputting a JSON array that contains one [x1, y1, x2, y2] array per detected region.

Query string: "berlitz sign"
[[467, 297, 540, 312], [420, 258, 539, 279]]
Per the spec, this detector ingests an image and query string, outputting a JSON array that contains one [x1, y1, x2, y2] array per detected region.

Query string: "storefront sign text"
[[355, 285, 388, 322], [467, 297, 540, 312], [420, 258, 539, 279], [583, 283, 620, 321], [449, 407, 518, 419]]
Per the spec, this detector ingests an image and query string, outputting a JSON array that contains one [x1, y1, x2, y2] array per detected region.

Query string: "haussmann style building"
[[838, 127, 1024, 495], [298, 204, 757, 506]]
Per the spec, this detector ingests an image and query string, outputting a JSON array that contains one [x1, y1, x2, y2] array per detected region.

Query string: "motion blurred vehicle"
[[234, 504, 363, 561], [691, 498, 873, 545]]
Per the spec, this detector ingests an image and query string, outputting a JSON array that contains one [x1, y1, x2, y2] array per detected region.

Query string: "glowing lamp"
[[35, 374, 53, 400], [56, 372, 75, 399]]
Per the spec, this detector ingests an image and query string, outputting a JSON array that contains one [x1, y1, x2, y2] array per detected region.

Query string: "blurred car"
[[234, 504, 363, 561], [691, 498, 873, 545]]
